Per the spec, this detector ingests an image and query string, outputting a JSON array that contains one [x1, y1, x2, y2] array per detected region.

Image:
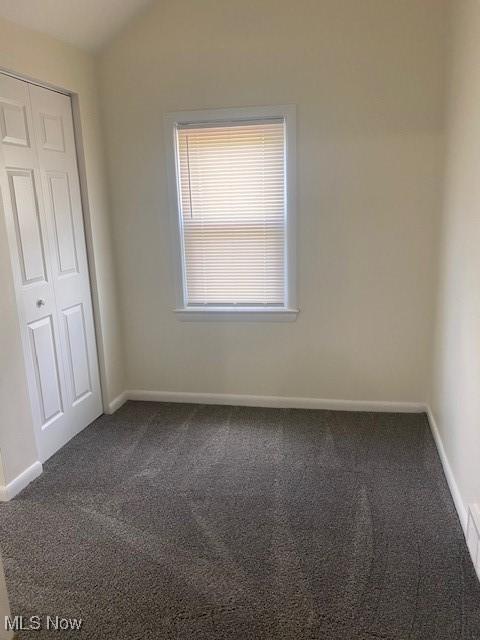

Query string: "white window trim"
[[164, 104, 298, 321]]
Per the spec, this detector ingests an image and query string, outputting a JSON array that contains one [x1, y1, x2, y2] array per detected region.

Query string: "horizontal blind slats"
[[176, 119, 286, 305]]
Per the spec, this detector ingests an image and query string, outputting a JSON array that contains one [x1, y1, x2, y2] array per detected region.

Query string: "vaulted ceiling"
[[0, 0, 154, 51]]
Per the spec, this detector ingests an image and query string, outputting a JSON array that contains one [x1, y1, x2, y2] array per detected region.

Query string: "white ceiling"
[[0, 0, 153, 52]]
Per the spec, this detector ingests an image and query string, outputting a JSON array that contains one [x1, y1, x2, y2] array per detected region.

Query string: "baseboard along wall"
[[425, 406, 468, 532], [0, 461, 42, 502], [109, 389, 425, 414]]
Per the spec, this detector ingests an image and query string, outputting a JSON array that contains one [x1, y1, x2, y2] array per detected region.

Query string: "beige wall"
[[99, 0, 447, 402], [430, 0, 480, 510], [0, 17, 124, 483]]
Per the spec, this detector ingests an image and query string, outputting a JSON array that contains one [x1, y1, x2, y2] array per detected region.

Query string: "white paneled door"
[[0, 74, 102, 462]]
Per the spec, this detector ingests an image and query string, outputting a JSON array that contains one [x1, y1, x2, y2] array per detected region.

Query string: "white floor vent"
[[466, 503, 480, 581]]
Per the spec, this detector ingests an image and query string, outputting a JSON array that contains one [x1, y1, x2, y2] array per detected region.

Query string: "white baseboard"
[[426, 406, 468, 533], [124, 389, 425, 413], [0, 461, 42, 502], [106, 391, 129, 414], [467, 504, 480, 580]]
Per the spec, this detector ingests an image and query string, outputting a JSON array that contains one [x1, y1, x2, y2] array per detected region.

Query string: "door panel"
[[29, 83, 102, 438], [0, 74, 67, 454], [28, 315, 64, 425], [7, 169, 47, 284], [0, 73, 102, 462], [0, 100, 30, 147], [40, 113, 65, 152], [46, 172, 78, 276], [63, 304, 92, 404]]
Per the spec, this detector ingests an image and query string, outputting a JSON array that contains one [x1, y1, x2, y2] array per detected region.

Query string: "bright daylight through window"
[[168, 106, 296, 319]]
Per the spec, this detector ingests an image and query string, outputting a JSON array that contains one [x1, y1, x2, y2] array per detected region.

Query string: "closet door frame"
[[0, 66, 108, 443]]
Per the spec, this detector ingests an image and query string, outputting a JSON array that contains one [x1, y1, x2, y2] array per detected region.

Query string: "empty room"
[[0, 0, 479, 638]]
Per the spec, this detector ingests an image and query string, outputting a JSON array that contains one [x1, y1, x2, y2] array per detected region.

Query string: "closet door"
[[0, 74, 102, 462]]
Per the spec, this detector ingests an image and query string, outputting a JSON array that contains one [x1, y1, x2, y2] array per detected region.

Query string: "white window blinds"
[[175, 119, 286, 306]]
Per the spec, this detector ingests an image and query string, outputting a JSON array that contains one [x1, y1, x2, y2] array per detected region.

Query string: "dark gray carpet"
[[0, 402, 479, 639]]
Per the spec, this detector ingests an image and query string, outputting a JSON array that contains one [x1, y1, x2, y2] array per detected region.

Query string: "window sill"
[[174, 307, 299, 322]]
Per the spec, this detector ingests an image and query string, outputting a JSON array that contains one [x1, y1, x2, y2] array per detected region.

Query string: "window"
[[165, 105, 297, 320]]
